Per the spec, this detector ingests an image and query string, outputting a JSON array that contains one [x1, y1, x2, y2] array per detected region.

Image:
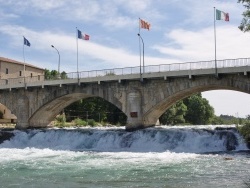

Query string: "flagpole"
[[76, 27, 79, 81], [138, 18, 142, 82], [23, 37, 26, 85], [214, 7, 218, 77]]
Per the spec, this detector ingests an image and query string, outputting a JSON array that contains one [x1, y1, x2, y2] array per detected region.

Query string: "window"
[[31, 73, 33, 78], [6, 68, 8, 74], [19, 71, 22, 76]]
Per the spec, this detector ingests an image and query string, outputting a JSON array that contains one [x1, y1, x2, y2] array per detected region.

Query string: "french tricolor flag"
[[77, 30, 90, 40]]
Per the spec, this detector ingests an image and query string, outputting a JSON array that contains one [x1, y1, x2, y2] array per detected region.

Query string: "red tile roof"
[[0, 57, 44, 70]]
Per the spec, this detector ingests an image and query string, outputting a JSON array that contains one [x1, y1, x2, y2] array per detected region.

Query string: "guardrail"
[[0, 57, 249, 86], [65, 57, 250, 79]]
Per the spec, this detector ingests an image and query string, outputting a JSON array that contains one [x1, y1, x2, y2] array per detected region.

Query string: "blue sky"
[[1, 0, 250, 118]]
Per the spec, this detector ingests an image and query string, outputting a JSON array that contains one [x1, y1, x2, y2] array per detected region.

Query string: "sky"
[[0, 0, 250, 117]]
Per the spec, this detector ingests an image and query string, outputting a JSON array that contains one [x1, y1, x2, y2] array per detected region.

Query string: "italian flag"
[[216, 9, 229, 21]]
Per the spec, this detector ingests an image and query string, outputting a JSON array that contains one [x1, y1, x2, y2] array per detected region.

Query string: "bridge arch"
[[142, 74, 250, 126], [0, 103, 17, 123], [29, 93, 126, 127]]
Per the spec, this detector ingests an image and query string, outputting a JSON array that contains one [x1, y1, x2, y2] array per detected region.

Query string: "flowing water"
[[0, 125, 249, 188]]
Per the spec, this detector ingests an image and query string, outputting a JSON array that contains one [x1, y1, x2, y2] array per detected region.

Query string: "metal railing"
[[0, 57, 249, 86], [64, 57, 250, 79]]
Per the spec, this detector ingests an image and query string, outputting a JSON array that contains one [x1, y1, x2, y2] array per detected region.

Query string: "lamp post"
[[138, 33, 145, 80], [51, 45, 60, 78]]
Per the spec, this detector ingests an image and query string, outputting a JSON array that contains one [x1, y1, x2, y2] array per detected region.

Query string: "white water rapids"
[[0, 125, 249, 188]]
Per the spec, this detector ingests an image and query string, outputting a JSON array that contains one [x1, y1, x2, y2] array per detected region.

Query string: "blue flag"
[[77, 29, 82, 39], [23, 37, 31, 47]]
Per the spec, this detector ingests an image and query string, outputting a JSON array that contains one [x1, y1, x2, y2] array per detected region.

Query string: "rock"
[[0, 131, 14, 144], [223, 157, 233, 160]]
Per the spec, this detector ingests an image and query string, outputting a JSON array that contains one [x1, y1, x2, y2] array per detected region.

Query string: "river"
[[0, 125, 249, 188]]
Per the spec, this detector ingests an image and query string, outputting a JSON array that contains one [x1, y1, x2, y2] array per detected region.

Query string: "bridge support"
[[125, 90, 155, 131], [15, 94, 30, 129]]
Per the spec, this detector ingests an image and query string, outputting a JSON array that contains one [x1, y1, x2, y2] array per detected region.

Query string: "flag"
[[23, 37, 31, 46], [77, 29, 90, 40], [140, 19, 151, 30], [216, 9, 229, 21], [84, 34, 90, 40]]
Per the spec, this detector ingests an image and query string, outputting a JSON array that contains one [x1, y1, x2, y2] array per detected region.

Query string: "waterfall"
[[0, 125, 248, 153]]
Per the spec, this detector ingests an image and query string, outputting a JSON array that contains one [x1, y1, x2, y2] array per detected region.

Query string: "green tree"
[[184, 93, 215, 125], [44, 69, 59, 80], [238, 0, 250, 32], [64, 97, 127, 125], [60, 71, 67, 79], [238, 122, 250, 148], [160, 101, 187, 125], [51, 70, 58, 79], [210, 116, 225, 125], [44, 69, 51, 80]]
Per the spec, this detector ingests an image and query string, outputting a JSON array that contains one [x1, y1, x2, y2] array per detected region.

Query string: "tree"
[[238, 0, 250, 32], [44, 69, 51, 80], [44, 69, 58, 80], [159, 101, 187, 125], [184, 93, 215, 125], [64, 97, 127, 125], [60, 71, 67, 79]]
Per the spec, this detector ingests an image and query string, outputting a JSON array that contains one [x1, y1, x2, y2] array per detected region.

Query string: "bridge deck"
[[0, 58, 249, 90]]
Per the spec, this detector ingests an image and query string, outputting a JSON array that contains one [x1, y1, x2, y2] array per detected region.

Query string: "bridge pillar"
[[125, 91, 143, 131], [15, 95, 30, 129], [125, 90, 154, 131]]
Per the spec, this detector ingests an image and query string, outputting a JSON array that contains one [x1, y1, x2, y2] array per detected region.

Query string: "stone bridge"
[[0, 58, 250, 130]]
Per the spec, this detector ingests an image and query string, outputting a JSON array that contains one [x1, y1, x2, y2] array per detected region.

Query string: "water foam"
[[0, 125, 248, 153]]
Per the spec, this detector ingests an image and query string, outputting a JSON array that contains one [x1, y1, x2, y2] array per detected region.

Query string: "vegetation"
[[238, 122, 250, 148], [184, 93, 214, 125], [160, 93, 215, 125], [64, 97, 127, 126], [45, 69, 67, 80], [159, 101, 187, 125], [54, 113, 66, 127], [238, 0, 250, 32]]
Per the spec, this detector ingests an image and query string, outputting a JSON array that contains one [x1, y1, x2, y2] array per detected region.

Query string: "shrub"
[[55, 114, 66, 127], [74, 118, 87, 126], [87, 119, 97, 127], [238, 122, 250, 148]]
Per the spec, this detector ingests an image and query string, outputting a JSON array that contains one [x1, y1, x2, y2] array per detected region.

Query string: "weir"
[[0, 126, 248, 152]]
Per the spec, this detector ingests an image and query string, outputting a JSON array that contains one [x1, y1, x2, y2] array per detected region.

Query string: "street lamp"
[[138, 33, 145, 77], [51, 45, 60, 78]]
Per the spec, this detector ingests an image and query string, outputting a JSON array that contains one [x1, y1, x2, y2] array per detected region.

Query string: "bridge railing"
[[0, 57, 249, 86], [65, 57, 250, 79]]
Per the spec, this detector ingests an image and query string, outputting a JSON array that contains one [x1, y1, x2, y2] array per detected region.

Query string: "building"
[[0, 57, 45, 124], [0, 57, 45, 84]]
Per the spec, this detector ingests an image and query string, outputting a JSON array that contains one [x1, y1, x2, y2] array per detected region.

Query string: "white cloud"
[[153, 25, 250, 62], [0, 24, 178, 72]]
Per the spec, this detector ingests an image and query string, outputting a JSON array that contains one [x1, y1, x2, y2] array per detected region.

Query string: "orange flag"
[[140, 19, 151, 30]]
